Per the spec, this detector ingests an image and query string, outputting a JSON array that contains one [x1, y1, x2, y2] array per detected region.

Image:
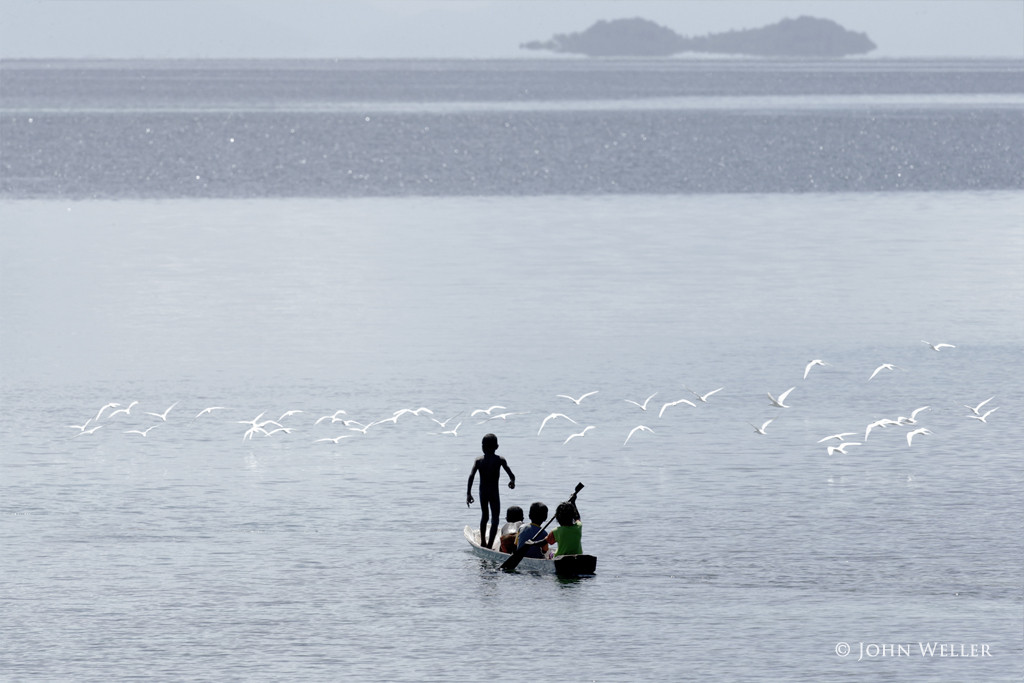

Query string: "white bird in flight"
[[241, 426, 264, 441], [392, 407, 434, 420], [430, 413, 461, 428], [868, 364, 899, 381], [145, 401, 179, 421], [897, 406, 930, 425], [767, 387, 795, 408], [194, 406, 225, 420], [827, 442, 861, 456], [967, 407, 999, 423], [659, 398, 696, 418], [238, 412, 282, 440], [922, 340, 955, 351], [68, 419, 93, 433], [315, 434, 353, 444], [278, 410, 304, 421], [817, 432, 857, 443], [125, 425, 159, 437], [538, 413, 578, 435], [964, 397, 994, 416], [864, 418, 898, 441], [484, 411, 526, 422], [624, 425, 653, 445], [907, 427, 932, 447], [470, 405, 507, 417], [563, 426, 595, 444], [345, 420, 376, 434], [685, 386, 723, 403], [238, 412, 264, 426], [624, 393, 658, 411], [556, 391, 598, 405], [315, 410, 347, 425], [107, 401, 139, 418], [803, 360, 828, 379], [749, 419, 773, 435], [94, 403, 119, 422], [73, 424, 103, 437], [441, 422, 462, 437]]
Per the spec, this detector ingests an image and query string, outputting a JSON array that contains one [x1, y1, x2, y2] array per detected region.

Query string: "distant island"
[[521, 16, 876, 58]]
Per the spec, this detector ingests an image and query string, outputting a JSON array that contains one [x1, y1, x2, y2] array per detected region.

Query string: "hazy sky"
[[1, 0, 1022, 59]]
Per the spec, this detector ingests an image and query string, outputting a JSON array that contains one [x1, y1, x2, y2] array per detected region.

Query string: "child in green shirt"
[[547, 500, 582, 556]]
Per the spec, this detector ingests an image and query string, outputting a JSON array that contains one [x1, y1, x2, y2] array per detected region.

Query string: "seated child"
[[498, 506, 524, 553], [546, 500, 582, 557], [514, 502, 550, 559]]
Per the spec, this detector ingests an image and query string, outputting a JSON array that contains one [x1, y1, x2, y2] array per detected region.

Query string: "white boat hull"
[[463, 525, 596, 575]]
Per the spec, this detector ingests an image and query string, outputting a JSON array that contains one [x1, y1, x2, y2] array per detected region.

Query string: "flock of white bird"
[[744, 341, 999, 455], [65, 340, 998, 453]]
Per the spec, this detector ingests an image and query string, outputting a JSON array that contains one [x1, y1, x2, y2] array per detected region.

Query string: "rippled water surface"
[[3, 59, 1023, 197], [1, 60, 1022, 681]]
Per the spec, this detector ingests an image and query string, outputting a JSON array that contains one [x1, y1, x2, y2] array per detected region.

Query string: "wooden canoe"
[[463, 525, 597, 576]]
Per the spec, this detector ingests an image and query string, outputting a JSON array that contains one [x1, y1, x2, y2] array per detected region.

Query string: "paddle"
[[499, 482, 583, 572]]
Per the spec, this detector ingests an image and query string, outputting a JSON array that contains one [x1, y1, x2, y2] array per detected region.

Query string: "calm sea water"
[[1, 59, 1022, 681]]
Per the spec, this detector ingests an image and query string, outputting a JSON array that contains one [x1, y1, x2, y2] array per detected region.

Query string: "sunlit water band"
[[4, 93, 1024, 115]]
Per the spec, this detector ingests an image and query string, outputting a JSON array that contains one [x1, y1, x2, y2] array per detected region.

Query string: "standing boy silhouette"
[[467, 433, 516, 549]]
